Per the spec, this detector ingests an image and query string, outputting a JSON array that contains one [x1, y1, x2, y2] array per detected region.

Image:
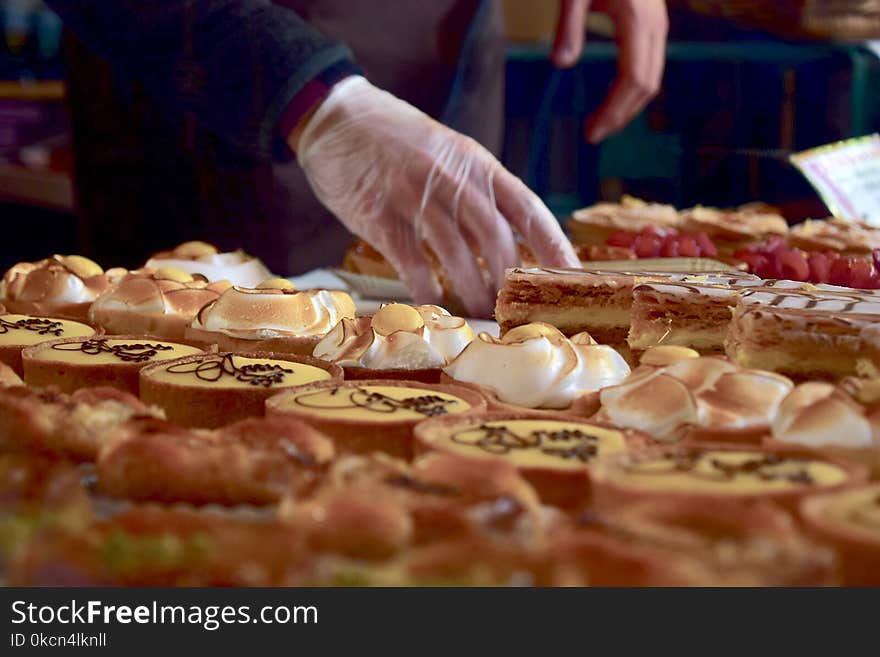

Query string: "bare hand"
[[552, 0, 669, 143]]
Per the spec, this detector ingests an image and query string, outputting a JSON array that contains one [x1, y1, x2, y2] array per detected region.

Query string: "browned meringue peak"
[[145, 241, 273, 287], [89, 267, 230, 329], [191, 280, 355, 340], [638, 345, 700, 368], [774, 382, 879, 449], [0, 255, 114, 314], [443, 322, 630, 409], [313, 303, 474, 369], [597, 356, 794, 441]]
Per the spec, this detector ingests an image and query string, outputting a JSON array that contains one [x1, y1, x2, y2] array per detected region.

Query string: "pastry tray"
[[332, 269, 413, 302], [335, 257, 741, 302]]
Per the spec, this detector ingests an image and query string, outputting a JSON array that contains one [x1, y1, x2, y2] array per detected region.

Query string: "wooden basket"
[[672, 0, 880, 40]]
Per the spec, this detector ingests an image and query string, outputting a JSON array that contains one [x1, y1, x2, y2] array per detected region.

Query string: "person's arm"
[[45, 0, 357, 159]]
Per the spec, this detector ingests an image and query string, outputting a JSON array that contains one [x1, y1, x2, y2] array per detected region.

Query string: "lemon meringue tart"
[[22, 335, 203, 395], [0, 313, 95, 376], [596, 354, 794, 444], [313, 303, 474, 383], [186, 279, 356, 355], [266, 379, 486, 460], [0, 255, 120, 321], [414, 412, 648, 507], [591, 444, 865, 512], [443, 323, 630, 416], [140, 351, 342, 428], [89, 267, 230, 341], [800, 484, 880, 585], [145, 241, 273, 287]]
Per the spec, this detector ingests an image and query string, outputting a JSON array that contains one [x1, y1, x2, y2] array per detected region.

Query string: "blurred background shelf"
[[0, 160, 71, 210]]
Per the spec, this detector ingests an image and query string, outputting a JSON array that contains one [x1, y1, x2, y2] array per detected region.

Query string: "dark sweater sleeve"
[[45, 0, 356, 159]]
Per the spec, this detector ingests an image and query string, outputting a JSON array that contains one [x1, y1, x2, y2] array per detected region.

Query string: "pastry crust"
[[578, 497, 836, 585], [438, 373, 601, 418], [266, 379, 487, 460], [788, 218, 880, 256], [139, 351, 342, 429], [183, 327, 322, 356], [96, 415, 335, 505], [0, 385, 162, 461], [6, 507, 309, 586], [22, 334, 204, 395], [566, 197, 681, 246]]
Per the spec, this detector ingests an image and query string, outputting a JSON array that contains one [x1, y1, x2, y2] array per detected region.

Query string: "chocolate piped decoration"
[[624, 451, 817, 486], [0, 316, 65, 337], [450, 424, 601, 463], [295, 386, 457, 416], [166, 354, 293, 387], [52, 338, 173, 363]]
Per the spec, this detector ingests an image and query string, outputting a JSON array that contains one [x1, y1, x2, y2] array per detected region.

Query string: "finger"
[[418, 204, 496, 318], [584, 10, 666, 143], [492, 165, 579, 268], [369, 220, 444, 306], [453, 167, 520, 294], [552, 0, 591, 68]]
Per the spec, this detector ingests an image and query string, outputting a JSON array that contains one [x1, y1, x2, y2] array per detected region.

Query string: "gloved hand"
[[552, 0, 669, 143], [293, 76, 579, 318]]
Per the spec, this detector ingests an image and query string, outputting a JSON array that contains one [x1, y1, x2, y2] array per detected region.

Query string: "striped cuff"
[[278, 60, 361, 144]]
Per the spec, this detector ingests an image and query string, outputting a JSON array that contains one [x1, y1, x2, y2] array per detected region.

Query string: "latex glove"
[[552, 0, 668, 143], [294, 76, 579, 318]]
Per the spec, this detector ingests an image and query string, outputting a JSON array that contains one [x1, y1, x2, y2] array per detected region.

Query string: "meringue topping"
[[145, 242, 273, 288], [598, 356, 794, 441], [191, 283, 356, 340], [443, 323, 631, 409], [89, 268, 230, 335], [0, 255, 113, 312], [313, 303, 474, 370], [772, 382, 876, 448]]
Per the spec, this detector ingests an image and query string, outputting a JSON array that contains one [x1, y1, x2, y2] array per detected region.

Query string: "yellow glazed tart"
[[801, 483, 880, 585], [414, 412, 648, 507], [22, 335, 203, 395], [140, 351, 342, 428], [592, 444, 865, 512], [0, 313, 95, 376], [266, 379, 486, 459]]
